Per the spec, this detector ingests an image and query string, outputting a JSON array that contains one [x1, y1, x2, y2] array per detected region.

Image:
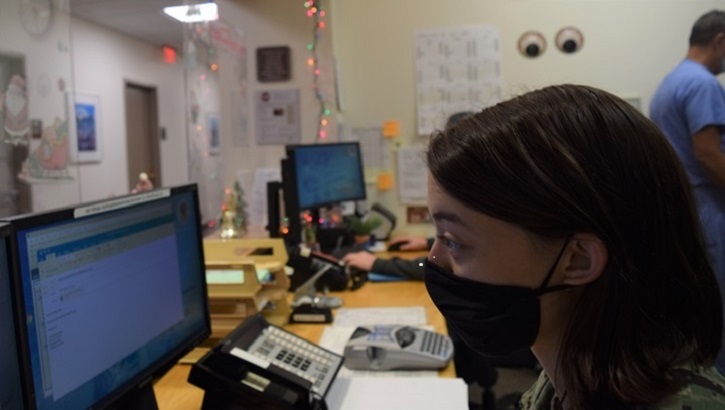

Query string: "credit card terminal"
[[343, 325, 453, 371]]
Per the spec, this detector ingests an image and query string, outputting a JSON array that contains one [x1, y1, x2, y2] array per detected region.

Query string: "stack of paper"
[[326, 377, 468, 409]]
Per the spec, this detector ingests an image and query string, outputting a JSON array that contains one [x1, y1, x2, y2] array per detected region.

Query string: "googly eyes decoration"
[[555, 26, 584, 54], [517, 31, 546, 58]]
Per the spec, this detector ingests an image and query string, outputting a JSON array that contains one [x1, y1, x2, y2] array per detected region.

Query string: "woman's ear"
[[561, 233, 608, 286]]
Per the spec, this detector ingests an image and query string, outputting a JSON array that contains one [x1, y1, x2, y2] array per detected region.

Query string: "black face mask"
[[424, 240, 571, 357]]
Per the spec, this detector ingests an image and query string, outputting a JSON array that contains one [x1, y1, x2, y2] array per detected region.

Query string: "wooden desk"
[[153, 279, 450, 409]]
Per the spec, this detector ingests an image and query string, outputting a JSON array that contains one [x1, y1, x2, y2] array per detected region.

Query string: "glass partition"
[[184, 19, 248, 228], [0, 0, 80, 216]]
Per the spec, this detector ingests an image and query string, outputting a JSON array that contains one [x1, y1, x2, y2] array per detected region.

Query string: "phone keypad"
[[247, 326, 342, 396]]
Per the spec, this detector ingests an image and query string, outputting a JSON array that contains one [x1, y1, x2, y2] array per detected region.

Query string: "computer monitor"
[[0, 223, 28, 409], [6, 184, 210, 409], [286, 142, 366, 210], [278, 142, 366, 245]]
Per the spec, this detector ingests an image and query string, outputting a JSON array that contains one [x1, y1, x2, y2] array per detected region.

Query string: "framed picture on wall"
[[67, 92, 102, 163]]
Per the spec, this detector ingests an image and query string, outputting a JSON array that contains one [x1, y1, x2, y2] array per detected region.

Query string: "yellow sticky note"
[[382, 121, 400, 138], [377, 173, 394, 190]]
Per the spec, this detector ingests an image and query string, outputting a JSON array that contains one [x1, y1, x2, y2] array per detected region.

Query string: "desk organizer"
[[203, 238, 291, 340]]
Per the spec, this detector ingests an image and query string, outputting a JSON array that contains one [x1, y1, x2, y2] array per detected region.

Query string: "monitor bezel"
[[4, 183, 211, 409], [284, 142, 367, 211], [0, 222, 33, 410]]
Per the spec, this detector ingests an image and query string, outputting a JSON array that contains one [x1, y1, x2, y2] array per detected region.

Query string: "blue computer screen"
[[0, 226, 25, 409], [12, 186, 209, 409], [292, 143, 366, 209]]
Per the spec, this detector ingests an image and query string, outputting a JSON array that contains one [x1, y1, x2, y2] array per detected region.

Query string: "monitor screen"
[[288, 142, 366, 210], [8, 184, 210, 409], [0, 223, 27, 409]]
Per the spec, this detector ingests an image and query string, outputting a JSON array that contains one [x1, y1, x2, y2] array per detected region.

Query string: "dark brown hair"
[[689, 10, 725, 46], [427, 84, 721, 407]]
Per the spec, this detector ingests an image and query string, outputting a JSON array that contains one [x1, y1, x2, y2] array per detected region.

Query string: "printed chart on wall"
[[254, 89, 301, 145], [341, 126, 393, 172], [415, 25, 502, 136], [397, 144, 428, 203]]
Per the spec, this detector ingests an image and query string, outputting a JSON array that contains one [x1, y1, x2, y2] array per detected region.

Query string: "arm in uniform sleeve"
[[370, 257, 426, 281]]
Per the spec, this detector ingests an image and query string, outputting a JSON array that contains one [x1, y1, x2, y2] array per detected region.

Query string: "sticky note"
[[377, 173, 394, 190], [382, 121, 400, 138]]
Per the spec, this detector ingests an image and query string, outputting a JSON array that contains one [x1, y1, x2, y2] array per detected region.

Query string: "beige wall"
[[331, 0, 725, 235], [6, 0, 724, 235]]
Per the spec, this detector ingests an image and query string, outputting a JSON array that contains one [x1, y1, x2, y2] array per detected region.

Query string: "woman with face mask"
[[424, 84, 725, 409]]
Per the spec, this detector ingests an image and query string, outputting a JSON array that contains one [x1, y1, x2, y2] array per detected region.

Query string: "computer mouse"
[[387, 240, 410, 252]]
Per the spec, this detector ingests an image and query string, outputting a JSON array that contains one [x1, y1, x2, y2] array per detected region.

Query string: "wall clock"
[[20, 0, 53, 36]]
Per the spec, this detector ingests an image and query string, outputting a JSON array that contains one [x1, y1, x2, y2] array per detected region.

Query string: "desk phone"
[[343, 325, 454, 371], [189, 314, 343, 410], [243, 324, 342, 395]]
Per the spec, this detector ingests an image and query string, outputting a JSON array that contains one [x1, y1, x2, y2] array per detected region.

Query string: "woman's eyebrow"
[[431, 210, 464, 226]]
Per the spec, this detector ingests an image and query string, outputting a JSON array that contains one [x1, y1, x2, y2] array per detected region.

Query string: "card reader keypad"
[[247, 326, 342, 396]]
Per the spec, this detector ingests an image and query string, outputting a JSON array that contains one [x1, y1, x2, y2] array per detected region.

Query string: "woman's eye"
[[437, 235, 462, 253]]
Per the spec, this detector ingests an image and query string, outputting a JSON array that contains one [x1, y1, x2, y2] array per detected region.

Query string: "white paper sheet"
[[332, 307, 427, 328], [236, 168, 281, 230], [254, 89, 301, 145], [205, 269, 245, 284], [397, 145, 428, 203], [325, 377, 468, 410]]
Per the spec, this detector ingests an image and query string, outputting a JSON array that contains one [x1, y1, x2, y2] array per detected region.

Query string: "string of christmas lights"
[[304, 0, 331, 141]]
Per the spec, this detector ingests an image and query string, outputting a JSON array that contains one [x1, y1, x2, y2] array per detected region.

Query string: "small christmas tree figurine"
[[233, 181, 248, 235]]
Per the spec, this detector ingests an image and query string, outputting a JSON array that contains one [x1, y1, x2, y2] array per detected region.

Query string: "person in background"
[[425, 84, 725, 408], [340, 235, 430, 280], [649, 9, 725, 376]]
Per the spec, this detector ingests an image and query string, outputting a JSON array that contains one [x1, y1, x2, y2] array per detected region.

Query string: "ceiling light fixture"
[[163, 2, 219, 23]]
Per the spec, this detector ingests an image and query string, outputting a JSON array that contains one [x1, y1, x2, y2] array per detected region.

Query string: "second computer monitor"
[[288, 142, 367, 210]]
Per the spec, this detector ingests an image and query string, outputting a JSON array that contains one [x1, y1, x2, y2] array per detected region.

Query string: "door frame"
[[124, 80, 162, 189]]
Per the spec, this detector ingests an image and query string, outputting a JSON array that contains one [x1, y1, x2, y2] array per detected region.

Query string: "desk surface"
[[153, 280, 450, 409]]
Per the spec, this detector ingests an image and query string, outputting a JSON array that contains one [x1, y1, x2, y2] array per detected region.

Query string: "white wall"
[[331, 0, 725, 235], [70, 18, 187, 202]]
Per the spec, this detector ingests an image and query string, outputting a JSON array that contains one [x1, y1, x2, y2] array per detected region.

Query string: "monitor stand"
[[266, 181, 282, 238], [111, 383, 158, 410]]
